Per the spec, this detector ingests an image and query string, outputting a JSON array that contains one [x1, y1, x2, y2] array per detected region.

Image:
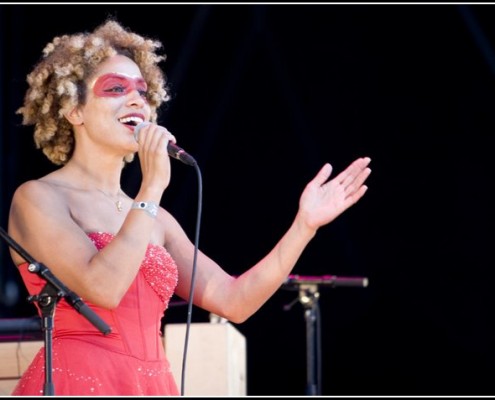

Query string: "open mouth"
[[118, 116, 144, 128]]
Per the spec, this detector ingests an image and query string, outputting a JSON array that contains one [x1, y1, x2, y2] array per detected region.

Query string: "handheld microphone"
[[134, 122, 197, 166]]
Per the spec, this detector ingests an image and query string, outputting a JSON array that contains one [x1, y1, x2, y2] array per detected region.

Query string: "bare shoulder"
[[12, 178, 65, 206], [8, 178, 71, 265], [10, 177, 71, 228]]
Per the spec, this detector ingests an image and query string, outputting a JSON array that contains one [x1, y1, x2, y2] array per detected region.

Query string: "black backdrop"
[[1, 3, 495, 396]]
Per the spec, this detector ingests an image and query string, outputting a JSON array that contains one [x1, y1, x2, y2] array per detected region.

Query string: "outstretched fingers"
[[328, 157, 371, 204], [341, 157, 371, 203], [298, 157, 371, 230], [336, 157, 371, 185]]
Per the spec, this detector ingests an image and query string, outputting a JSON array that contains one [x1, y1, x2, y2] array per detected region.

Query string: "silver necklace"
[[97, 189, 123, 212]]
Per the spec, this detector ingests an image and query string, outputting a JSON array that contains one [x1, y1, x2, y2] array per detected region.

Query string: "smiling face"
[[20, 19, 170, 166], [76, 54, 151, 147]]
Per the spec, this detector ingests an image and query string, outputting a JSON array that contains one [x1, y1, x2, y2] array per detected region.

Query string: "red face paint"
[[92, 73, 148, 101]]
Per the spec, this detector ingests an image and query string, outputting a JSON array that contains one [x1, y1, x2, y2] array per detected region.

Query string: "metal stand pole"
[[283, 274, 368, 395], [299, 284, 320, 395]]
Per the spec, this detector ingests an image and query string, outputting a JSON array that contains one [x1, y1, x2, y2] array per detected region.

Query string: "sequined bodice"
[[86, 232, 179, 307], [17, 232, 179, 360]]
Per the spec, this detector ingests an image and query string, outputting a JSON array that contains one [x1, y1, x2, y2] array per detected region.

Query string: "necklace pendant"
[[116, 200, 123, 212]]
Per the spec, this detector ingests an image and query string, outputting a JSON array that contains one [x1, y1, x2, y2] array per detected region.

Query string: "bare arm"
[[171, 157, 371, 323]]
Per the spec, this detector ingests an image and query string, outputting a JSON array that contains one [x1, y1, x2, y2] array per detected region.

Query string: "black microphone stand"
[[283, 274, 368, 395], [0, 226, 111, 395]]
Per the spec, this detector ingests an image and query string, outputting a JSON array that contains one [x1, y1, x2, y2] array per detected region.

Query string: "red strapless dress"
[[11, 232, 180, 396]]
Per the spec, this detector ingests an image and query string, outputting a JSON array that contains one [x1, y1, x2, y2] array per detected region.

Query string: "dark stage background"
[[1, 3, 495, 396]]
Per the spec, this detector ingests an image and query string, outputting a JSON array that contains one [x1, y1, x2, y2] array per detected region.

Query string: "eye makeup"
[[92, 73, 148, 100]]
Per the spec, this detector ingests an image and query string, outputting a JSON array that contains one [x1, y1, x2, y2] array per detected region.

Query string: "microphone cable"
[[179, 159, 202, 396]]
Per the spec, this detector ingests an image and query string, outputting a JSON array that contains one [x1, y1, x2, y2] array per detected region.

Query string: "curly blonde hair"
[[17, 19, 170, 165]]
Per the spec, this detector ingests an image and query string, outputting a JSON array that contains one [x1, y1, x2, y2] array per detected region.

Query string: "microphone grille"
[[133, 121, 150, 141]]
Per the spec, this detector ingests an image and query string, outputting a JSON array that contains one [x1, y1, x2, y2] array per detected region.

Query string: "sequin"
[[87, 232, 179, 306]]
